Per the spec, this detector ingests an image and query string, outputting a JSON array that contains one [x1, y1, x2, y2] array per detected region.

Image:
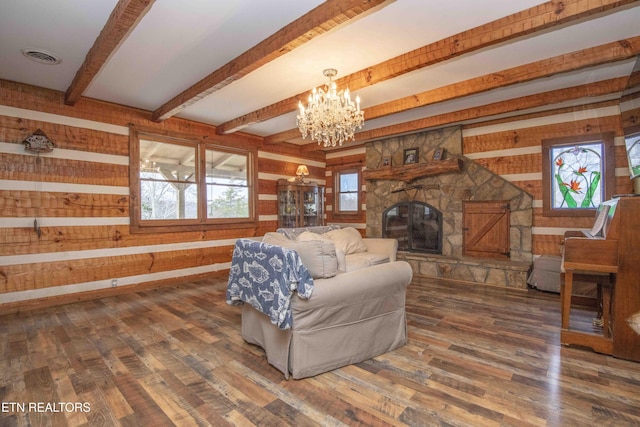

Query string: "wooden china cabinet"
[[277, 179, 324, 228]]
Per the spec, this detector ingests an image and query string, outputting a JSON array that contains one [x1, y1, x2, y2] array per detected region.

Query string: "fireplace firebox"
[[382, 202, 442, 254]]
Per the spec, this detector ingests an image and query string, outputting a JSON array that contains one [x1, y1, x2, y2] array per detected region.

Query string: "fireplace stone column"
[[364, 126, 533, 288]]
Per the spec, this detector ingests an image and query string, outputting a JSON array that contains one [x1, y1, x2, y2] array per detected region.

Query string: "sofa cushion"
[[324, 227, 368, 255], [297, 231, 347, 273], [262, 232, 338, 279], [335, 248, 347, 272], [276, 225, 341, 240], [344, 252, 390, 272], [296, 231, 332, 243]]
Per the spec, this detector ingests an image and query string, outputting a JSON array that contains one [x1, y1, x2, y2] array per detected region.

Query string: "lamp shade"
[[296, 165, 309, 177]]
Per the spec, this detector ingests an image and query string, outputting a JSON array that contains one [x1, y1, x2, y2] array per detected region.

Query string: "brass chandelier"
[[296, 68, 364, 148]]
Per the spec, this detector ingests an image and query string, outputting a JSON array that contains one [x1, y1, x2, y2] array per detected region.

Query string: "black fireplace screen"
[[382, 201, 442, 254]]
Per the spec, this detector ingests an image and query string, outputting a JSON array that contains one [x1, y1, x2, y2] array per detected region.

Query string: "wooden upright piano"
[[561, 196, 640, 362]]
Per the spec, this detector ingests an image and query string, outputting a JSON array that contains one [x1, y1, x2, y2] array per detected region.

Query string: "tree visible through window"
[[205, 149, 249, 219], [139, 140, 198, 220]]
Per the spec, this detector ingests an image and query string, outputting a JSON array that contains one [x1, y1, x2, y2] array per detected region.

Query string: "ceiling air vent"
[[21, 48, 61, 65]]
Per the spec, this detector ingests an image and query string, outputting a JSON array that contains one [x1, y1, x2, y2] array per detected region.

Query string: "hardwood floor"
[[1, 276, 640, 427]]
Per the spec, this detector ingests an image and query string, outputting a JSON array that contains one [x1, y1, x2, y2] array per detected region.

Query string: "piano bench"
[[529, 255, 603, 299]]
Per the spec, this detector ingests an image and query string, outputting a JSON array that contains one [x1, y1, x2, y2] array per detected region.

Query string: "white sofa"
[[274, 225, 399, 272], [230, 226, 413, 379]]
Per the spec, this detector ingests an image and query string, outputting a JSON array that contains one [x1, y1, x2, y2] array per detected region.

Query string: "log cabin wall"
[[0, 80, 325, 313], [0, 77, 633, 312]]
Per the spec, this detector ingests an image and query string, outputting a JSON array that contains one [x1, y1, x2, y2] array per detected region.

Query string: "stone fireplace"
[[365, 126, 533, 289], [383, 201, 442, 254]]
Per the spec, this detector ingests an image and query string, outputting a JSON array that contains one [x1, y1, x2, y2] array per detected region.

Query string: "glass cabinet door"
[[301, 187, 324, 226], [279, 188, 298, 228], [277, 180, 324, 228], [302, 188, 318, 226]]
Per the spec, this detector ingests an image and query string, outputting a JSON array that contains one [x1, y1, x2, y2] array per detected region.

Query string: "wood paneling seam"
[[463, 105, 621, 137], [0, 105, 129, 135], [0, 262, 231, 304], [0, 142, 129, 165], [0, 238, 239, 267]]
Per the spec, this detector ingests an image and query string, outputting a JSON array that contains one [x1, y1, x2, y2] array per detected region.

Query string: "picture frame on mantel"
[[403, 148, 418, 165], [433, 148, 445, 160], [381, 156, 391, 168]]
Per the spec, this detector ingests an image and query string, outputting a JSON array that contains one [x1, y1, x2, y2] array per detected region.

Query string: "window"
[[542, 133, 614, 217], [139, 140, 198, 220], [205, 149, 250, 219], [335, 169, 360, 214], [130, 126, 256, 232]]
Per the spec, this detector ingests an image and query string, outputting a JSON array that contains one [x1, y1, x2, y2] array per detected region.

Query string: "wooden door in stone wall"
[[463, 201, 510, 260]]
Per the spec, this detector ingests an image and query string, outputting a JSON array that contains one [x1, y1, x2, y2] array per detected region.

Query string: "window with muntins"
[[130, 126, 257, 232], [335, 169, 360, 214]]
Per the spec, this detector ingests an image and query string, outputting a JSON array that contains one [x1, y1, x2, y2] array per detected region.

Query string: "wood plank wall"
[[0, 78, 634, 312], [0, 80, 324, 312]]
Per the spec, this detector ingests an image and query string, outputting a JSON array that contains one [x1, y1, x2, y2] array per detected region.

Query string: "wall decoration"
[[433, 148, 444, 160], [403, 148, 418, 165], [21, 129, 55, 238], [23, 129, 55, 153], [381, 156, 391, 168]]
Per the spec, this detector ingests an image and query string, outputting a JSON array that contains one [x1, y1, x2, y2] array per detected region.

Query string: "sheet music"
[[588, 204, 609, 237]]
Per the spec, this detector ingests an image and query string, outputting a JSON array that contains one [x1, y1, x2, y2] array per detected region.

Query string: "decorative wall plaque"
[[23, 129, 55, 153]]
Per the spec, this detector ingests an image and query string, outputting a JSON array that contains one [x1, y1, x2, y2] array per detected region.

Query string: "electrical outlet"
[[111, 279, 117, 287]]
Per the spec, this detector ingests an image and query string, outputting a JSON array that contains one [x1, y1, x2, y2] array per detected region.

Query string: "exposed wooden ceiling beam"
[[364, 37, 640, 119], [218, 0, 639, 135], [264, 129, 302, 145], [151, 0, 390, 123], [343, 77, 629, 147], [270, 77, 628, 149], [64, 0, 155, 106], [276, 35, 640, 150]]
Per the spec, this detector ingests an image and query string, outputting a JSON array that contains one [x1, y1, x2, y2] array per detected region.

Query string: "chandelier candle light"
[[297, 68, 364, 148]]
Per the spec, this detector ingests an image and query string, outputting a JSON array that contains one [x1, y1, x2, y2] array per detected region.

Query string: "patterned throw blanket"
[[226, 238, 314, 330]]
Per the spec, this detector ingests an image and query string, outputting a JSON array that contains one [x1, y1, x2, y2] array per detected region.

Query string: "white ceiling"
[[1, 0, 639, 149]]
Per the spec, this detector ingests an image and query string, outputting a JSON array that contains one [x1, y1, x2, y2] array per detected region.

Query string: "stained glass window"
[[625, 133, 640, 179], [550, 142, 604, 209]]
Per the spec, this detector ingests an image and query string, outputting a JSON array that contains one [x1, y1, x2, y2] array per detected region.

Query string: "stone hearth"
[[365, 126, 533, 289]]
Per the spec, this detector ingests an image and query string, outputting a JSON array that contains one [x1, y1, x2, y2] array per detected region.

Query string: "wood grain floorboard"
[[2, 276, 640, 426]]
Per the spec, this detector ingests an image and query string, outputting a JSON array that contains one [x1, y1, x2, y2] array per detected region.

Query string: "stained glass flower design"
[[626, 136, 640, 179], [551, 143, 603, 209]]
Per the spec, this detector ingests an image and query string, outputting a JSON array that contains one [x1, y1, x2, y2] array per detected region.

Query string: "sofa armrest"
[[290, 261, 412, 330], [363, 238, 398, 262]]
